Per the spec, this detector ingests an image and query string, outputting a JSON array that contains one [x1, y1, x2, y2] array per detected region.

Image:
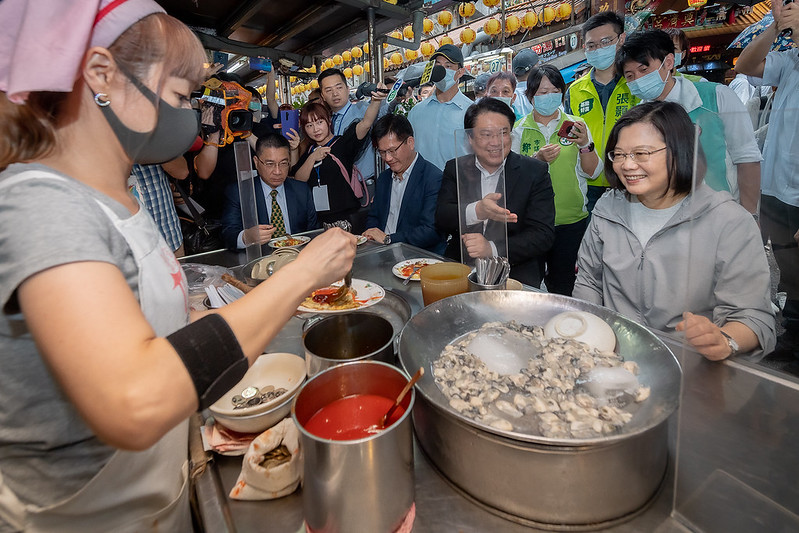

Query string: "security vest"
[[569, 72, 639, 187], [686, 80, 729, 193], [514, 112, 588, 226]]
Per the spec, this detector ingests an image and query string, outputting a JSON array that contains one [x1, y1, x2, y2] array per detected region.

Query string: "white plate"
[[297, 279, 385, 314], [268, 235, 311, 249], [392, 258, 443, 281], [356, 235, 368, 246]]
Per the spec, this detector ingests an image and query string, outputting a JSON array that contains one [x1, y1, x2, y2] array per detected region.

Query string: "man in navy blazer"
[[221, 134, 317, 250], [363, 115, 446, 254]]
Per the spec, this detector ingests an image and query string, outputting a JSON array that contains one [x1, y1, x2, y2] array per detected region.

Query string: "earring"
[[94, 93, 110, 107]]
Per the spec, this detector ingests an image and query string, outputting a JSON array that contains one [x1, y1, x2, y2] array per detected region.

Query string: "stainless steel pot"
[[303, 312, 394, 376], [398, 290, 681, 529]]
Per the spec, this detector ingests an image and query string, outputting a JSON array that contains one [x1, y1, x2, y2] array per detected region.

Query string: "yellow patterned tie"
[[270, 189, 286, 237]]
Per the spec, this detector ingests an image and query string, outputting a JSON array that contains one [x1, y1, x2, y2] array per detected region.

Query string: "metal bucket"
[[292, 361, 415, 533], [397, 290, 681, 529], [303, 312, 394, 376]]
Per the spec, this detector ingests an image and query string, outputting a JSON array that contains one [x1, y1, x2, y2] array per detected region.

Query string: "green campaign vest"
[[675, 71, 706, 83], [515, 113, 588, 226], [569, 71, 640, 187], [686, 80, 729, 193]]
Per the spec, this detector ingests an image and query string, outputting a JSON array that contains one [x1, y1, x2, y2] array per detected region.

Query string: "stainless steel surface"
[[292, 362, 415, 533], [468, 270, 507, 291], [302, 312, 394, 376]]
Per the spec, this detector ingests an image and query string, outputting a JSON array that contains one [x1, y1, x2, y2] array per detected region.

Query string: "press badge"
[[313, 184, 330, 211]]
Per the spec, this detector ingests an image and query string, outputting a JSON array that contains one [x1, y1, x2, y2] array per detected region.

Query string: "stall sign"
[[594, 0, 626, 16], [643, 4, 728, 30], [532, 35, 568, 62]]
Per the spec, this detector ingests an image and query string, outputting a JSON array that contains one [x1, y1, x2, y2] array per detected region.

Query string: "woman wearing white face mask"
[[511, 65, 602, 296]]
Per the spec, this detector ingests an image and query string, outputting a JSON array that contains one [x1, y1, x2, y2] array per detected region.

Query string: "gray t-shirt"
[[628, 196, 685, 247], [0, 163, 139, 509]]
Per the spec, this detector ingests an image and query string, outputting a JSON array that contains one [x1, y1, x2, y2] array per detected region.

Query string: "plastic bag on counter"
[[181, 263, 233, 296]]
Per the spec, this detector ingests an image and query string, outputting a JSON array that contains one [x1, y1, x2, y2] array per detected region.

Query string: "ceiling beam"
[[195, 32, 313, 68], [218, 0, 266, 37]]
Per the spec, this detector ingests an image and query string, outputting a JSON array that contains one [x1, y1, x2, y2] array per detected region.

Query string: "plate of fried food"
[[392, 258, 442, 281], [268, 235, 311, 249], [298, 279, 385, 314]]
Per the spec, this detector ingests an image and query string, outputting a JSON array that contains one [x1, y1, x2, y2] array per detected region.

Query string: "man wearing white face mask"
[[617, 30, 762, 216], [486, 71, 524, 121], [564, 12, 639, 214], [408, 44, 474, 171]]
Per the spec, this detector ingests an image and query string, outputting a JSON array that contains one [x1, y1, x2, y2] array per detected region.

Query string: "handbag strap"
[[173, 179, 210, 235]]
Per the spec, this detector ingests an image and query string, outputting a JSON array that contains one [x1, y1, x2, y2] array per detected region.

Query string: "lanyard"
[[310, 136, 339, 186], [332, 103, 352, 135]]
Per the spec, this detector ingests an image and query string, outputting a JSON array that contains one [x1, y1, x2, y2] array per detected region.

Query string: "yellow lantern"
[[505, 15, 521, 34], [423, 17, 434, 34], [521, 11, 538, 28], [333, 54, 343, 65], [458, 2, 476, 17], [437, 10, 453, 26], [324, 58, 334, 68], [687, 0, 708, 7], [352, 46, 363, 59], [403, 25, 414, 40], [405, 49, 418, 61], [290, 76, 297, 83], [364, 62, 370, 73], [460, 27, 477, 44], [353, 64, 364, 76], [420, 42, 436, 57], [541, 6, 556, 24], [483, 0, 500, 7], [343, 67, 353, 79], [308, 64, 317, 73], [290, 87, 296, 96], [440, 35, 454, 46], [483, 18, 501, 36], [342, 50, 352, 62], [390, 52, 403, 65], [557, 2, 572, 19], [390, 30, 402, 40], [310, 79, 319, 89], [383, 57, 390, 69], [363, 43, 370, 54]]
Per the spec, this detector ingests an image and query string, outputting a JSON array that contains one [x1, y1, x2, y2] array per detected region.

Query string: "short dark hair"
[[583, 12, 625, 38], [317, 68, 346, 87], [664, 28, 691, 60], [255, 133, 290, 156], [525, 64, 566, 104], [371, 114, 414, 146], [245, 85, 262, 102], [605, 101, 706, 197], [486, 71, 517, 92], [616, 30, 674, 74], [464, 97, 516, 131]]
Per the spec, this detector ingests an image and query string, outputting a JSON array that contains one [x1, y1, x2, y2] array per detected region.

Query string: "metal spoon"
[[380, 367, 424, 428], [402, 263, 424, 286]]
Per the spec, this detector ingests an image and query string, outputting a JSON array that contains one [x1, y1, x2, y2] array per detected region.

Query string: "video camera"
[[199, 78, 253, 147]]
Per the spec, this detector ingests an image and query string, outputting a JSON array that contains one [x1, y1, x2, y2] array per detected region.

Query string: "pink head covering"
[[0, 0, 164, 104]]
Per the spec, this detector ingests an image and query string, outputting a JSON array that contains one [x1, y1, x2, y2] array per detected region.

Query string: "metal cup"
[[292, 361, 415, 533], [467, 271, 507, 291]]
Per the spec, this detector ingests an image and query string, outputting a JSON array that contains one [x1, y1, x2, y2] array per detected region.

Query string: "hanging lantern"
[[390, 52, 403, 65], [342, 50, 352, 62], [541, 6, 557, 24], [324, 58, 334, 68], [290, 87, 296, 96], [557, 2, 572, 19], [319, 63, 326, 72], [390, 30, 402, 40], [483, 18, 501, 36], [353, 64, 364, 76], [460, 27, 477, 44], [437, 10, 453, 26], [483, 0, 501, 7], [290, 76, 297, 83], [310, 79, 319, 89], [458, 2, 476, 17], [333, 54, 343, 65], [420, 42, 436, 57], [505, 15, 521, 34], [343, 67, 353, 79], [405, 49, 418, 61], [352, 46, 363, 59], [423, 17, 434, 34], [363, 43, 370, 54], [440, 35, 454, 46], [403, 25, 414, 40], [383, 57, 390, 69], [364, 62, 370, 73], [521, 11, 538, 28]]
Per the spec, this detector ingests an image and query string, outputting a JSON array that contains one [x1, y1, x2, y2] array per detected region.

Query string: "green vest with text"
[[686, 80, 728, 193], [568, 71, 639, 187]]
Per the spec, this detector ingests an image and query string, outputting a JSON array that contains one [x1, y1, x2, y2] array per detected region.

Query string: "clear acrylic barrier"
[[232, 140, 260, 263], [452, 128, 509, 267], [671, 104, 799, 532]]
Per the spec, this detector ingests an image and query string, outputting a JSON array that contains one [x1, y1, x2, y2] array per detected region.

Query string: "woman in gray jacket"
[[574, 101, 775, 361]]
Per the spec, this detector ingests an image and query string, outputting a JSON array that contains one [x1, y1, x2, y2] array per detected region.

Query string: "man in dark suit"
[[221, 134, 317, 250], [436, 98, 555, 287], [363, 115, 446, 254]]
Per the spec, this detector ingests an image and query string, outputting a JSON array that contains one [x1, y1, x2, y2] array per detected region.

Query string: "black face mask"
[[98, 64, 200, 165]]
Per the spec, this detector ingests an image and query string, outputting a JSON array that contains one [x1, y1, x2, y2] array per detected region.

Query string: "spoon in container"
[[380, 367, 424, 428]]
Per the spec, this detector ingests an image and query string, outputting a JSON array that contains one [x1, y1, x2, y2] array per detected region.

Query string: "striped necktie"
[[270, 189, 286, 237]]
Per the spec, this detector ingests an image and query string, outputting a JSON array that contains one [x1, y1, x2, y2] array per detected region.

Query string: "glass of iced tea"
[[419, 262, 472, 306]]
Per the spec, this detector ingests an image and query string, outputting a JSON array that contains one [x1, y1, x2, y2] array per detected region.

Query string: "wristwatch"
[[579, 142, 595, 153], [719, 330, 740, 357], [383, 234, 392, 245]]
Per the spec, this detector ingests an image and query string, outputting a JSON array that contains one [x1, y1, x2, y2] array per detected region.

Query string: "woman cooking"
[[0, 1, 354, 531], [573, 101, 775, 360], [288, 89, 385, 230]]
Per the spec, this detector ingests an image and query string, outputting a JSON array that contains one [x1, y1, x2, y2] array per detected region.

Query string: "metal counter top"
[[191, 242, 799, 533]]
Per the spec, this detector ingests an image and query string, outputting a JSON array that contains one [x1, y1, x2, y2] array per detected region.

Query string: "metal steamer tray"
[[398, 291, 682, 529]]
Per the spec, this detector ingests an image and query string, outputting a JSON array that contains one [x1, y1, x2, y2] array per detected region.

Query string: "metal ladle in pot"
[[379, 367, 424, 428]]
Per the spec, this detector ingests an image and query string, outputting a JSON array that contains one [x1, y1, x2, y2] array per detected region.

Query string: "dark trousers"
[[545, 217, 589, 296], [761, 195, 799, 329], [586, 185, 608, 214]]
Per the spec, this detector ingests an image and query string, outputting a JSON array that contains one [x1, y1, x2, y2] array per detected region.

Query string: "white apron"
[[0, 171, 192, 532]]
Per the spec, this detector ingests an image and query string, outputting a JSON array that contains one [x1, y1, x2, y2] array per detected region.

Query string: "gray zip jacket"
[[574, 184, 776, 361]]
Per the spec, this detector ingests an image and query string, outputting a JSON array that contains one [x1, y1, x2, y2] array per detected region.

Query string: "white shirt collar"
[[474, 156, 506, 180], [393, 153, 419, 182]]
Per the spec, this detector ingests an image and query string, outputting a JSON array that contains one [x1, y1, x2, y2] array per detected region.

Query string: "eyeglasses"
[[585, 35, 619, 52], [475, 128, 510, 141], [256, 157, 291, 170], [607, 147, 667, 163], [377, 137, 408, 159]]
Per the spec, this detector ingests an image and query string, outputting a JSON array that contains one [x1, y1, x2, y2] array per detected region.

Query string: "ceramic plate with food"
[[268, 235, 311, 249], [392, 258, 443, 281], [298, 279, 385, 314]]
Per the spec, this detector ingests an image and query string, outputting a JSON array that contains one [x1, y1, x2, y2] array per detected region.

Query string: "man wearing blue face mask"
[[617, 30, 762, 216], [408, 44, 474, 171], [664, 28, 707, 83], [564, 12, 639, 214]]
